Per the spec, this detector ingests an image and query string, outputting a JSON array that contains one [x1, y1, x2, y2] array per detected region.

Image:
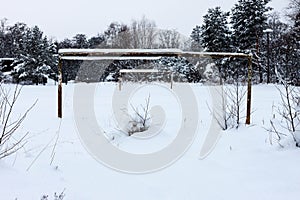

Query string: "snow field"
[[0, 83, 299, 200]]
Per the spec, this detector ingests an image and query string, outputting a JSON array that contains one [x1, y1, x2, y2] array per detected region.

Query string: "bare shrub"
[[208, 82, 247, 130], [127, 95, 151, 136], [0, 84, 36, 159], [268, 68, 300, 147]]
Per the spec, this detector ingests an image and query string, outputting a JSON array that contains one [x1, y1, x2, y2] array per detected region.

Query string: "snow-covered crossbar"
[[0, 58, 14, 61], [58, 49, 251, 59], [119, 69, 159, 73], [57, 48, 253, 124]]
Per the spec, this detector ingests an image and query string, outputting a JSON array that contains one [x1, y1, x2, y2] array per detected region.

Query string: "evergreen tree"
[[201, 7, 231, 52], [230, 0, 272, 83], [58, 37, 81, 82], [190, 25, 202, 50], [285, 0, 300, 84], [58, 38, 73, 49], [260, 13, 289, 83], [10, 25, 57, 84], [231, 0, 271, 52], [7, 23, 29, 57], [72, 34, 88, 48], [200, 7, 232, 82], [88, 34, 105, 48], [104, 22, 128, 47]]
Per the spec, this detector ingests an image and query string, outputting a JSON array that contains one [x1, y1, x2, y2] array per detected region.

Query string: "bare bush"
[[268, 68, 300, 147], [226, 81, 247, 128], [208, 82, 247, 130], [0, 84, 36, 159], [127, 95, 151, 136]]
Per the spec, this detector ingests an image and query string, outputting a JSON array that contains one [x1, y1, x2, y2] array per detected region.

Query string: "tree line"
[[191, 0, 299, 84], [0, 0, 299, 84]]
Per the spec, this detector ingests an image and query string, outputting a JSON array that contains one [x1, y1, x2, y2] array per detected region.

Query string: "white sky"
[[0, 0, 289, 41]]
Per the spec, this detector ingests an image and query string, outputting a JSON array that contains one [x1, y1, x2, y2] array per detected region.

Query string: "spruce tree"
[[230, 0, 272, 83], [190, 25, 202, 50], [201, 7, 231, 52], [198, 7, 232, 82]]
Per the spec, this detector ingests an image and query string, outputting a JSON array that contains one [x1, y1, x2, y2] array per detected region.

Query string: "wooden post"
[[170, 72, 173, 89], [246, 56, 252, 124], [118, 71, 122, 91], [58, 58, 62, 118]]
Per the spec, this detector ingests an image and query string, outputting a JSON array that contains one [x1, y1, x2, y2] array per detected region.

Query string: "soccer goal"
[[57, 49, 253, 124]]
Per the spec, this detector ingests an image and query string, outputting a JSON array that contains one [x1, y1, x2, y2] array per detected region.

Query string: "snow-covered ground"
[[0, 82, 300, 200]]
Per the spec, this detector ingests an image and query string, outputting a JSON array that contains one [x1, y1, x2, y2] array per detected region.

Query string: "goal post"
[[57, 49, 252, 124]]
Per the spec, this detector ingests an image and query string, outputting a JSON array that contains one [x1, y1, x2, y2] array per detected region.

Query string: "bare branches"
[[0, 84, 36, 159], [226, 82, 247, 128], [207, 83, 247, 130], [269, 67, 300, 147], [131, 16, 157, 49], [128, 94, 151, 136], [158, 29, 181, 49]]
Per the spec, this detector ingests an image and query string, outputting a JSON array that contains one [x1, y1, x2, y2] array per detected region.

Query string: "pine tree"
[[201, 7, 231, 52], [7, 23, 29, 57], [72, 34, 88, 48], [190, 25, 202, 50], [286, 0, 300, 84], [202, 7, 232, 82], [88, 34, 105, 48], [260, 13, 289, 83], [9, 25, 57, 84], [231, 0, 271, 52], [230, 0, 272, 83]]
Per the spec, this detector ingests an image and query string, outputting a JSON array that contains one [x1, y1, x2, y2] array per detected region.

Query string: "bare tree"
[[158, 29, 181, 48], [113, 29, 132, 48], [106, 16, 159, 49], [131, 16, 157, 49], [0, 84, 36, 159], [286, 0, 300, 22], [0, 18, 8, 33]]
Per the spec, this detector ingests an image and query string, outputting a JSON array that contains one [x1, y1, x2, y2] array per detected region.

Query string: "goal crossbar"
[[58, 48, 251, 58], [57, 49, 253, 124], [119, 69, 159, 73]]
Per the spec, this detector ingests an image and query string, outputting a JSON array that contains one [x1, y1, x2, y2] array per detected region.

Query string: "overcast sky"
[[1, 0, 289, 41]]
